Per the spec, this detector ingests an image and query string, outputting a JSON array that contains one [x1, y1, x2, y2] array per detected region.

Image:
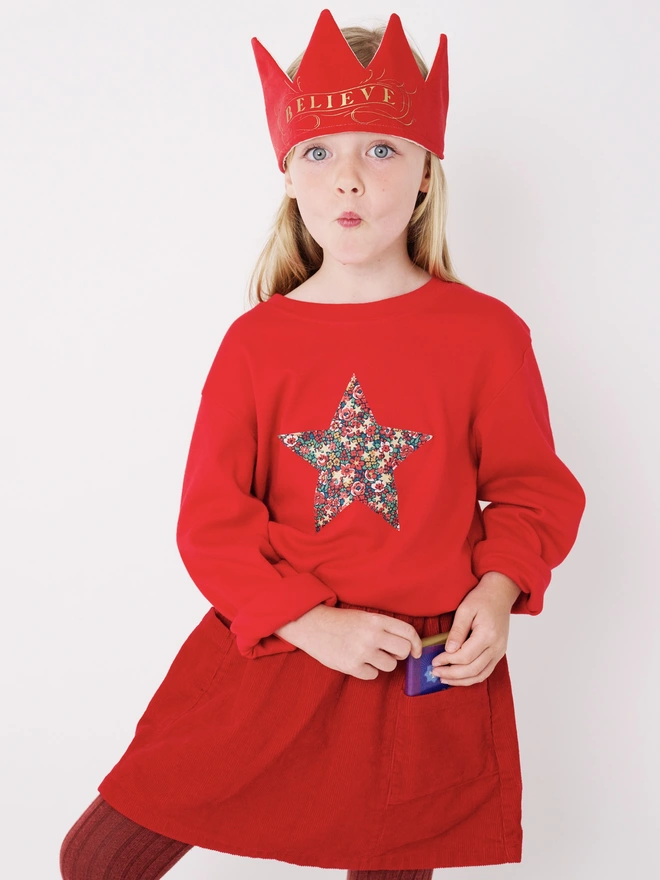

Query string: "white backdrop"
[[3, 1, 658, 877]]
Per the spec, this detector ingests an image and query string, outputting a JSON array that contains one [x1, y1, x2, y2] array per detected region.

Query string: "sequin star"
[[277, 373, 433, 531]]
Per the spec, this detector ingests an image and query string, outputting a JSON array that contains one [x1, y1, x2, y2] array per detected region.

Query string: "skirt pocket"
[[386, 677, 497, 804]]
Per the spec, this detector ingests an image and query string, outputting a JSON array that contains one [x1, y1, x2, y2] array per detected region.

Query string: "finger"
[[444, 606, 476, 653], [433, 652, 495, 682], [406, 622, 424, 658], [379, 631, 417, 661], [432, 631, 490, 667], [382, 620, 423, 658], [437, 673, 491, 687]]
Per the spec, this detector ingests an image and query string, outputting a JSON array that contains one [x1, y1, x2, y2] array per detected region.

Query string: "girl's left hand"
[[431, 571, 522, 686]]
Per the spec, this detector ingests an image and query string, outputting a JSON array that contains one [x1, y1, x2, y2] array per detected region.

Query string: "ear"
[[418, 158, 431, 194], [284, 158, 296, 199]]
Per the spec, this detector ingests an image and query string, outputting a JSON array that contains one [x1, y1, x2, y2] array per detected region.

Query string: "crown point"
[[316, 8, 336, 27], [296, 6, 365, 91]]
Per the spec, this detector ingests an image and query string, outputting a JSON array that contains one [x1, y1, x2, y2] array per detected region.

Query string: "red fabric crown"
[[251, 9, 449, 173]]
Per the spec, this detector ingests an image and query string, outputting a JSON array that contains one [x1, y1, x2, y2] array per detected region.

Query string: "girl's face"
[[283, 131, 430, 269]]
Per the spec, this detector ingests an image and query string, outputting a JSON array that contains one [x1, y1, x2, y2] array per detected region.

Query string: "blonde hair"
[[247, 23, 465, 307]]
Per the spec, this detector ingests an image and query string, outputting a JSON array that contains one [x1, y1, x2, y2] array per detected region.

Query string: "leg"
[[347, 872, 434, 880], [60, 794, 193, 880]]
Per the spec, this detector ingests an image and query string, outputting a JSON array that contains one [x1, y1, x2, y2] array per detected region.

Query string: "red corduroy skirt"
[[97, 600, 523, 870]]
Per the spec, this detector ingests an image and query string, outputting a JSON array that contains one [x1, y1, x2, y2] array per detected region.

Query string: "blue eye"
[[302, 142, 397, 161], [304, 145, 329, 161], [368, 143, 396, 159]]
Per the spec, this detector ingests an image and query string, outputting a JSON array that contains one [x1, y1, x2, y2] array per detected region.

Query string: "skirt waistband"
[[215, 603, 456, 641], [335, 600, 456, 639]]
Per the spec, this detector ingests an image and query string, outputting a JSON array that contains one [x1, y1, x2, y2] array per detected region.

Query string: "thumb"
[[444, 608, 472, 653]]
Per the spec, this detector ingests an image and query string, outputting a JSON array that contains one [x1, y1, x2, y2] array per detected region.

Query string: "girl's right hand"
[[276, 604, 424, 680]]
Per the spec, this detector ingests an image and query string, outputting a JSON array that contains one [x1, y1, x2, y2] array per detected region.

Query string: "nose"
[[335, 161, 364, 196]]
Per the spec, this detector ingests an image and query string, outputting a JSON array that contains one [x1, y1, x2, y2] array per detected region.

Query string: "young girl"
[[60, 10, 586, 879]]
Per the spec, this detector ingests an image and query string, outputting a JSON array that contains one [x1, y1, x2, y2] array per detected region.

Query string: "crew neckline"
[[267, 275, 447, 322]]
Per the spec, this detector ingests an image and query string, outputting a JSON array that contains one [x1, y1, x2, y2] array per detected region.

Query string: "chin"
[[326, 251, 374, 266]]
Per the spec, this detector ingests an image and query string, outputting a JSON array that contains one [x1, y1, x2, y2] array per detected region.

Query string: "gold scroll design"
[[278, 71, 417, 139]]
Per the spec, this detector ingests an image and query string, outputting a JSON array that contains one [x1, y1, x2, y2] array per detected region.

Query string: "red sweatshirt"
[[175, 276, 586, 660]]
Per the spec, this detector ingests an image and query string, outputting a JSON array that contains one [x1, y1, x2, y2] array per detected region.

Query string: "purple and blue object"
[[404, 631, 452, 696]]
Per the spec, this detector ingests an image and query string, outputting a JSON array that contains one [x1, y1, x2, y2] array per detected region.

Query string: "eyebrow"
[[298, 135, 402, 147]]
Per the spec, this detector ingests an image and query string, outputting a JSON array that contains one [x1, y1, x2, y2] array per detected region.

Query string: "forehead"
[[296, 132, 409, 147]]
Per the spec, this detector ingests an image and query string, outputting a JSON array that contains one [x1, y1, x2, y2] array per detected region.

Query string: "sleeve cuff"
[[471, 538, 551, 615], [230, 572, 338, 659]]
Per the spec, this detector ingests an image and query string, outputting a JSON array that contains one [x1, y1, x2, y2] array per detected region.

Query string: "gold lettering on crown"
[[279, 77, 415, 138]]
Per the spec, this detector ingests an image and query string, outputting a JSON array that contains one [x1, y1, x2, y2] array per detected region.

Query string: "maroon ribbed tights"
[[60, 794, 433, 879]]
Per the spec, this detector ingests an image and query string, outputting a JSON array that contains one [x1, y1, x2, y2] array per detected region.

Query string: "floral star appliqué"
[[277, 373, 433, 531]]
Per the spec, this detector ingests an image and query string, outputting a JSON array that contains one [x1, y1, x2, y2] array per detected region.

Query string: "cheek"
[[374, 173, 413, 201], [296, 181, 325, 215], [375, 187, 414, 222]]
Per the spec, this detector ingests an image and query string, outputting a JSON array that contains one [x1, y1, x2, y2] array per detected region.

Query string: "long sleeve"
[[470, 342, 586, 615], [176, 391, 338, 660]]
